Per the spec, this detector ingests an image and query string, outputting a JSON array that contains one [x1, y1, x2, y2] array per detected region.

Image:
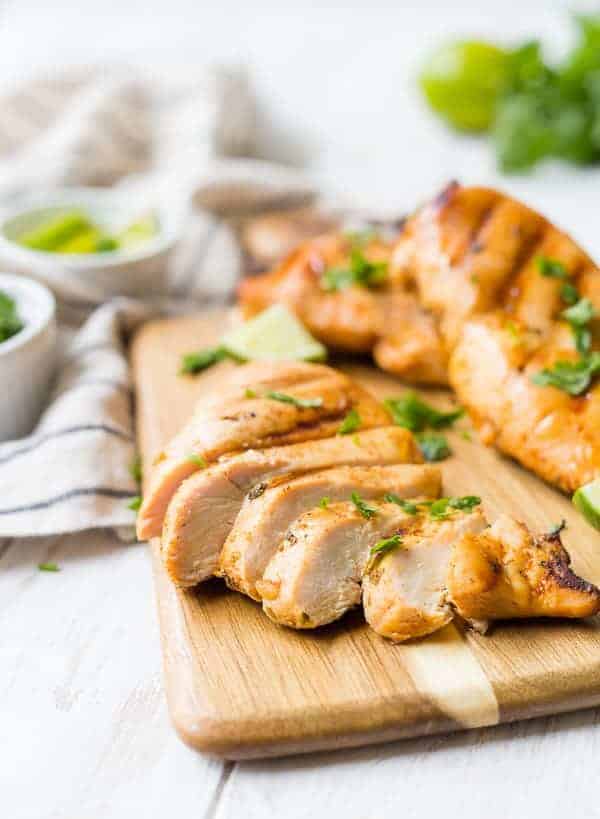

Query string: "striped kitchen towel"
[[0, 66, 316, 538]]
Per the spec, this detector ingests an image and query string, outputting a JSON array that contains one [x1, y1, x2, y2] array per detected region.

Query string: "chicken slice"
[[448, 515, 600, 621], [162, 427, 422, 586], [137, 360, 390, 540], [258, 500, 417, 629], [362, 509, 488, 642], [220, 463, 441, 600]]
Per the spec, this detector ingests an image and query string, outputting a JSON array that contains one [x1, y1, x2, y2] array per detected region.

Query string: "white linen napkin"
[[0, 67, 316, 538]]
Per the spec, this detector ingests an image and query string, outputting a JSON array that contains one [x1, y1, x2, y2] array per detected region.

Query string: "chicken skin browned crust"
[[448, 515, 600, 622]]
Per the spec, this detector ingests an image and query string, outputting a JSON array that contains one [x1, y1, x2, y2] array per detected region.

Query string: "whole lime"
[[420, 40, 511, 132]]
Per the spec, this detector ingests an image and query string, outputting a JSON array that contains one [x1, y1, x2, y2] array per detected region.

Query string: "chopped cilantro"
[[338, 408, 362, 435], [319, 496, 331, 509], [265, 391, 323, 409], [180, 346, 229, 375], [383, 494, 419, 514], [537, 256, 569, 280], [531, 353, 600, 395], [187, 454, 207, 468], [384, 392, 463, 432], [562, 296, 596, 327], [129, 455, 142, 484], [128, 495, 142, 511], [417, 433, 452, 462], [448, 495, 482, 511], [321, 248, 388, 292], [351, 492, 377, 519], [370, 534, 403, 557], [428, 496, 481, 519], [561, 297, 597, 352], [38, 562, 60, 572], [561, 282, 580, 305]]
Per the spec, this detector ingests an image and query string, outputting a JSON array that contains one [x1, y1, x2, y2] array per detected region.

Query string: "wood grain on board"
[[132, 309, 600, 760]]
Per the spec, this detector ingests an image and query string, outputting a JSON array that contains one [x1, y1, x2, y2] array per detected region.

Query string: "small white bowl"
[[0, 187, 184, 304], [0, 274, 57, 441]]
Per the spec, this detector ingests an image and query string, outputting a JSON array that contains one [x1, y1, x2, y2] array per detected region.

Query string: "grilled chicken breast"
[[362, 509, 488, 642], [162, 426, 421, 586], [403, 183, 600, 491], [258, 500, 417, 629], [220, 463, 441, 600], [138, 361, 391, 540], [450, 313, 600, 492], [448, 515, 600, 621], [237, 184, 600, 491]]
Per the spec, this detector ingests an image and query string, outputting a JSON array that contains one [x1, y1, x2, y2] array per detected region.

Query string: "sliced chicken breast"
[[220, 463, 441, 600], [362, 509, 487, 642], [138, 360, 390, 540], [258, 500, 417, 629], [448, 515, 600, 621], [162, 427, 422, 586]]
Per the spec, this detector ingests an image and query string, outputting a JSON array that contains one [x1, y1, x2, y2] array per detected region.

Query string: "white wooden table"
[[2, 1, 600, 817]]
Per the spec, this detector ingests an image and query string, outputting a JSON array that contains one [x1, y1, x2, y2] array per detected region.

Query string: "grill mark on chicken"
[[496, 226, 546, 311], [431, 179, 460, 210]]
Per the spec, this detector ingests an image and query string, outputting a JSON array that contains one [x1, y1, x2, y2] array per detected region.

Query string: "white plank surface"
[[2, 0, 600, 816]]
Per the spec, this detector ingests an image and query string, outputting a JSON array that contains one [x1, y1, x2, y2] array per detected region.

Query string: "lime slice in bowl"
[[222, 304, 327, 362], [118, 212, 159, 249], [573, 478, 600, 531]]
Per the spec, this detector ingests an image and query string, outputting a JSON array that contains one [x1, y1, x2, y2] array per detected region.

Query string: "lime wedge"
[[18, 211, 92, 251], [573, 478, 600, 531], [118, 212, 158, 249], [222, 304, 327, 362]]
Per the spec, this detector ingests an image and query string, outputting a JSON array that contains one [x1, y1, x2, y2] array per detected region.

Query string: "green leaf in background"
[[422, 14, 600, 172]]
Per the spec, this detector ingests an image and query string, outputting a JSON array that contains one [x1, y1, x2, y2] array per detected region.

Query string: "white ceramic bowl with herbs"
[[0, 273, 57, 441], [0, 187, 184, 304]]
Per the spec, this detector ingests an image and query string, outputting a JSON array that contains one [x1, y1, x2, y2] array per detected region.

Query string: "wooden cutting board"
[[132, 309, 600, 760]]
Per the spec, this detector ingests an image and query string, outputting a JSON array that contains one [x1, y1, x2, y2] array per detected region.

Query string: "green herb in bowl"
[[0, 291, 24, 344]]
